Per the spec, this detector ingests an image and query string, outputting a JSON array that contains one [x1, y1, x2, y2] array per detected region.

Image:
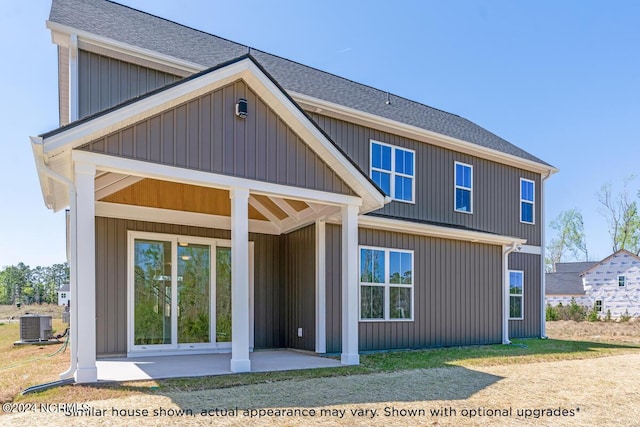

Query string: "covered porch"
[[31, 56, 385, 383]]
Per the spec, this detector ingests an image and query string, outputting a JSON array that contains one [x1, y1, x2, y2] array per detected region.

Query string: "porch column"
[[341, 204, 359, 365], [230, 187, 251, 372], [74, 160, 97, 383]]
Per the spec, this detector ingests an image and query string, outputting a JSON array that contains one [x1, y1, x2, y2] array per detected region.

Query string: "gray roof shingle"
[[546, 262, 597, 295], [49, 0, 552, 167]]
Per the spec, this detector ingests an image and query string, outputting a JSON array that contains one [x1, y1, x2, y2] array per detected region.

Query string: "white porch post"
[[230, 187, 251, 372], [74, 160, 97, 383], [315, 219, 326, 354], [341, 204, 359, 365]]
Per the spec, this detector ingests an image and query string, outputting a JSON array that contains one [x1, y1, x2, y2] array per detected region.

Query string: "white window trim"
[[454, 161, 473, 214], [127, 230, 254, 356], [520, 178, 535, 225], [618, 275, 626, 287], [595, 299, 603, 312], [358, 245, 414, 322], [369, 140, 416, 204], [508, 269, 524, 320]]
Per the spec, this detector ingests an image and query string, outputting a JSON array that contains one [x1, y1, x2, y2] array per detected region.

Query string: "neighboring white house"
[[545, 250, 640, 318], [57, 283, 70, 306], [581, 250, 640, 318]]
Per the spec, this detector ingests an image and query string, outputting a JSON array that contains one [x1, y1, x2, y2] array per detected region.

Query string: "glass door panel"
[[133, 239, 172, 345], [216, 247, 232, 343], [178, 244, 211, 343]]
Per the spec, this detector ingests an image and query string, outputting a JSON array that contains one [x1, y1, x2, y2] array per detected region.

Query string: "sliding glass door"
[[129, 233, 249, 353]]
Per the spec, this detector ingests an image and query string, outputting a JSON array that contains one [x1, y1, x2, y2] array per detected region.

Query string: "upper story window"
[[520, 178, 535, 224], [618, 275, 626, 287], [370, 140, 415, 203], [454, 162, 473, 213]]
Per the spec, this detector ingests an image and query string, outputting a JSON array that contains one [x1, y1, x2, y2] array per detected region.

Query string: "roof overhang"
[[47, 21, 557, 178], [32, 56, 385, 213], [358, 215, 527, 247], [293, 92, 559, 176]]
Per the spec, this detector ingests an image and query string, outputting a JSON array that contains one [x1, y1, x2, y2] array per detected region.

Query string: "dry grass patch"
[[546, 319, 640, 344]]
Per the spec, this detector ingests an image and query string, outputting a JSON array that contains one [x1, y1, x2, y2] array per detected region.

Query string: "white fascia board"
[[73, 151, 363, 207], [519, 245, 542, 255], [47, 22, 203, 74], [358, 215, 527, 247], [96, 202, 279, 235], [292, 92, 559, 176]]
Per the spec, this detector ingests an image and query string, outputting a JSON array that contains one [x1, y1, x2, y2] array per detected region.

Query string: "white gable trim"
[[40, 58, 384, 213]]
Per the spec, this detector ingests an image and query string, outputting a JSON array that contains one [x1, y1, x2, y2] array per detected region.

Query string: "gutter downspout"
[[502, 242, 519, 345], [30, 136, 77, 380], [540, 170, 553, 339]]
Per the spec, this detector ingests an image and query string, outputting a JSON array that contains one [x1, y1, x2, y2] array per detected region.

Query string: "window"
[[60, 293, 67, 299], [618, 275, 626, 287], [509, 270, 524, 320], [595, 299, 603, 313], [454, 162, 473, 213], [520, 178, 535, 224], [370, 140, 415, 202], [359, 246, 413, 321]]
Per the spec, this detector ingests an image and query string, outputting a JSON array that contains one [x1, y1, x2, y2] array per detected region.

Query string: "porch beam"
[[248, 195, 283, 228], [72, 151, 363, 208], [230, 187, 251, 373], [74, 160, 97, 383], [271, 198, 300, 220], [341, 204, 359, 365]]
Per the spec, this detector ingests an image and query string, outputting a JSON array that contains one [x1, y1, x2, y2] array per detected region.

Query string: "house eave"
[[293, 92, 558, 176], [47, 21, 556, 178], [358, 215, 527, 247]]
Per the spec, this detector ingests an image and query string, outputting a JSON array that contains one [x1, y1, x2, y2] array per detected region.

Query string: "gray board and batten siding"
[[310, 113, 542, 246], [78, 50, 181, 120], [325, 224, 505, 354], [95, 217, 285, 356], [79, 79, 355, 197], [508, 252, 542, 338]]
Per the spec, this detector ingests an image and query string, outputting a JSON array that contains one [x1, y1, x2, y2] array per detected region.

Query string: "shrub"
[[619, 310, 632, 323], [546, 304, 559, 321], [605, 309, 612, 322], [587, 304, 600, 322]]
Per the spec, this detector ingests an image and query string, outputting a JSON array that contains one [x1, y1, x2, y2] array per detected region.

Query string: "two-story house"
[[30, 0, 556, 383]]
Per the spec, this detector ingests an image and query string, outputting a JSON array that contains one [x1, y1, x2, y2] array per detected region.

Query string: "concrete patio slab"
[[96, 350, 341, 382]]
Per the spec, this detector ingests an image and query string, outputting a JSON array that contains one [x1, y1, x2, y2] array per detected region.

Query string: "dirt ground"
[[2, 351, 639, 426]]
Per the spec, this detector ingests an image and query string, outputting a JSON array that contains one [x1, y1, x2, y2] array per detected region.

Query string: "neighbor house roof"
[[48, 0, 554, 170], [546, 272, 586, 296], [546, 261, 597, 295], [58, 283, 70, 292]]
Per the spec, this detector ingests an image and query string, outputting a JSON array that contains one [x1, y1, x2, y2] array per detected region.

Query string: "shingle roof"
[[545, 272, 586, 295], [554, 262, 598, 274], [546, 261, 597, 295], [49, 0, 552, 168]]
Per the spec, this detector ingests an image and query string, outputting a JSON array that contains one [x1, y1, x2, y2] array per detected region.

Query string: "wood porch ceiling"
[[96, 173, 316, 225]]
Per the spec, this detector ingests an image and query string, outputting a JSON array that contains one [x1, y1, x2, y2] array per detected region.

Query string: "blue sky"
[[1, 0, 639, 267]]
